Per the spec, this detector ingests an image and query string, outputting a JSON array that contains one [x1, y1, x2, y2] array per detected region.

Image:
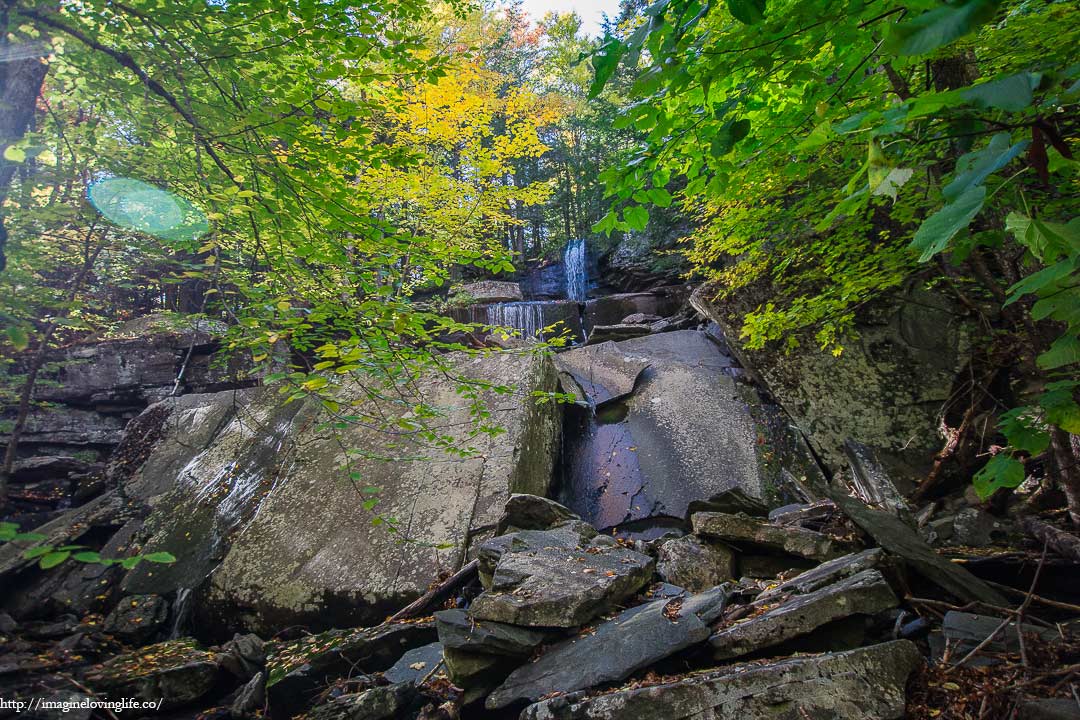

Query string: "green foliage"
[[0, 523, 176, 570], [583, 0, 1078, 498]]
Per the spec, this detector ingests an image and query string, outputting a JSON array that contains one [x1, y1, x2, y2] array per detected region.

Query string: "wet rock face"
[[519, 640, 923, 720], [118, 349, 562, 634], [102, 594, 169, 644], [559, 330, 793, 533], [582, 290, 687, 332], [2, 314, 251, 459]]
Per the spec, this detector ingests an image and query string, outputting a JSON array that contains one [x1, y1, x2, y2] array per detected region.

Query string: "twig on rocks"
[[947, 543, 1047, 672], [389, 559, 478, 623]]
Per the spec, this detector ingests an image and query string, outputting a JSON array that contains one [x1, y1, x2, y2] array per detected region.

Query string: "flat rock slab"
[[469, 542, 655, 628], [520, 639, 923, 720], [586, 324, 653, 345], [488, 588, 728, 709], [477, 522, 596, 585], [560, 330, 771, 531], [826, 491, 1008, 605], [758, 548, 885, 600], [938, 611, 1058, 662], [554, 342, 651, 406], [453, 280, 523, 303], [692, 511, 853, 562], [383, 642, 442, 685], [435, 609, 552, 657], [710, 569, 897, 660]]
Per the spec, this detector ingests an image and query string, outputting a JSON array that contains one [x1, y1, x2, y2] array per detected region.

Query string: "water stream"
[[564, 238, 588, 302]]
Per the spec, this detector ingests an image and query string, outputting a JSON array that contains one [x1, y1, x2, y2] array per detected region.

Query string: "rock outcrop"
[[115, 348, 562, 633]]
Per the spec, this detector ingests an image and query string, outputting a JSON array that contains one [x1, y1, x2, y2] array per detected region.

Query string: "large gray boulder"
[[559, 330, 786, 531], [487, 587, 728, 710], [519, 640, 923, 720], [691, 284, 973, 473], [119, 348, 562, 633]]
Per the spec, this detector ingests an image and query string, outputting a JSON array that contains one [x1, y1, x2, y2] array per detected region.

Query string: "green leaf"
[[22, 546, 53, 559], [624, 205, 650, 231], [588, 40, 626, 98], [3, 146, 26, 163], [943, 133, 1028, 203], [647, 188, 673, 207], [121, 556, 143, 570], [997, 408, 1049, 455], [962, 72, 1041, 112], [39, 551, 71, 569], [1037, 334, 1080, 370], [73, 551, 102, 563], [973, 454, 1025, 500], [726, 0, 766, 24], [5, 326, 29, 350], [1041, 385, 1080, 434], [910, 186, 986, 262], [143, 551, 177, 564], [886, 0, 1000, 56], [1005, 259, 1076, 306]]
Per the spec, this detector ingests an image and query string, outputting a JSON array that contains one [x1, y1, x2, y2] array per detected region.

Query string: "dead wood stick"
[[1023, 517, 1080, 563], [388, 559, 478, 623], [983, 580, 1080, 615]]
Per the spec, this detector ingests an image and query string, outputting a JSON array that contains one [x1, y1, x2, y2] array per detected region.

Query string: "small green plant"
[[0, 522, 176, 570]]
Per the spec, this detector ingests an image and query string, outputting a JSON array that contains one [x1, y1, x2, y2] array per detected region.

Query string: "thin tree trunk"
[[0, 31, 50, 271]]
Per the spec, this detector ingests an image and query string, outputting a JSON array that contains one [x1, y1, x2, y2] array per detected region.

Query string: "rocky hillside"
[[2, 291, 1079, 720]]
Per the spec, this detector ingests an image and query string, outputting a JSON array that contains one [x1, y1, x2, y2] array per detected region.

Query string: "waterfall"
[[170, 587, 193, 638], [564, 239, 587, 302], [486, 302, 549, 341]]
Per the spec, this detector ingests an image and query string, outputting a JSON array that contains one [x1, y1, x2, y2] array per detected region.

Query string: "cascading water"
[[564, 239, 588, 302], [486, 302, 549, 341]]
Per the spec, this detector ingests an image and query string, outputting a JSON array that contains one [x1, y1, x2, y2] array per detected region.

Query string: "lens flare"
[[88, 178, 209, 242]]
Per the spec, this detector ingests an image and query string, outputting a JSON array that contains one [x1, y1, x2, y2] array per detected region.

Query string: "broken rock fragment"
[[519, 640, 923, 720], [487, 587, 728, 709], [710, 569, 898, 660], [691, 511, 853, 562]]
